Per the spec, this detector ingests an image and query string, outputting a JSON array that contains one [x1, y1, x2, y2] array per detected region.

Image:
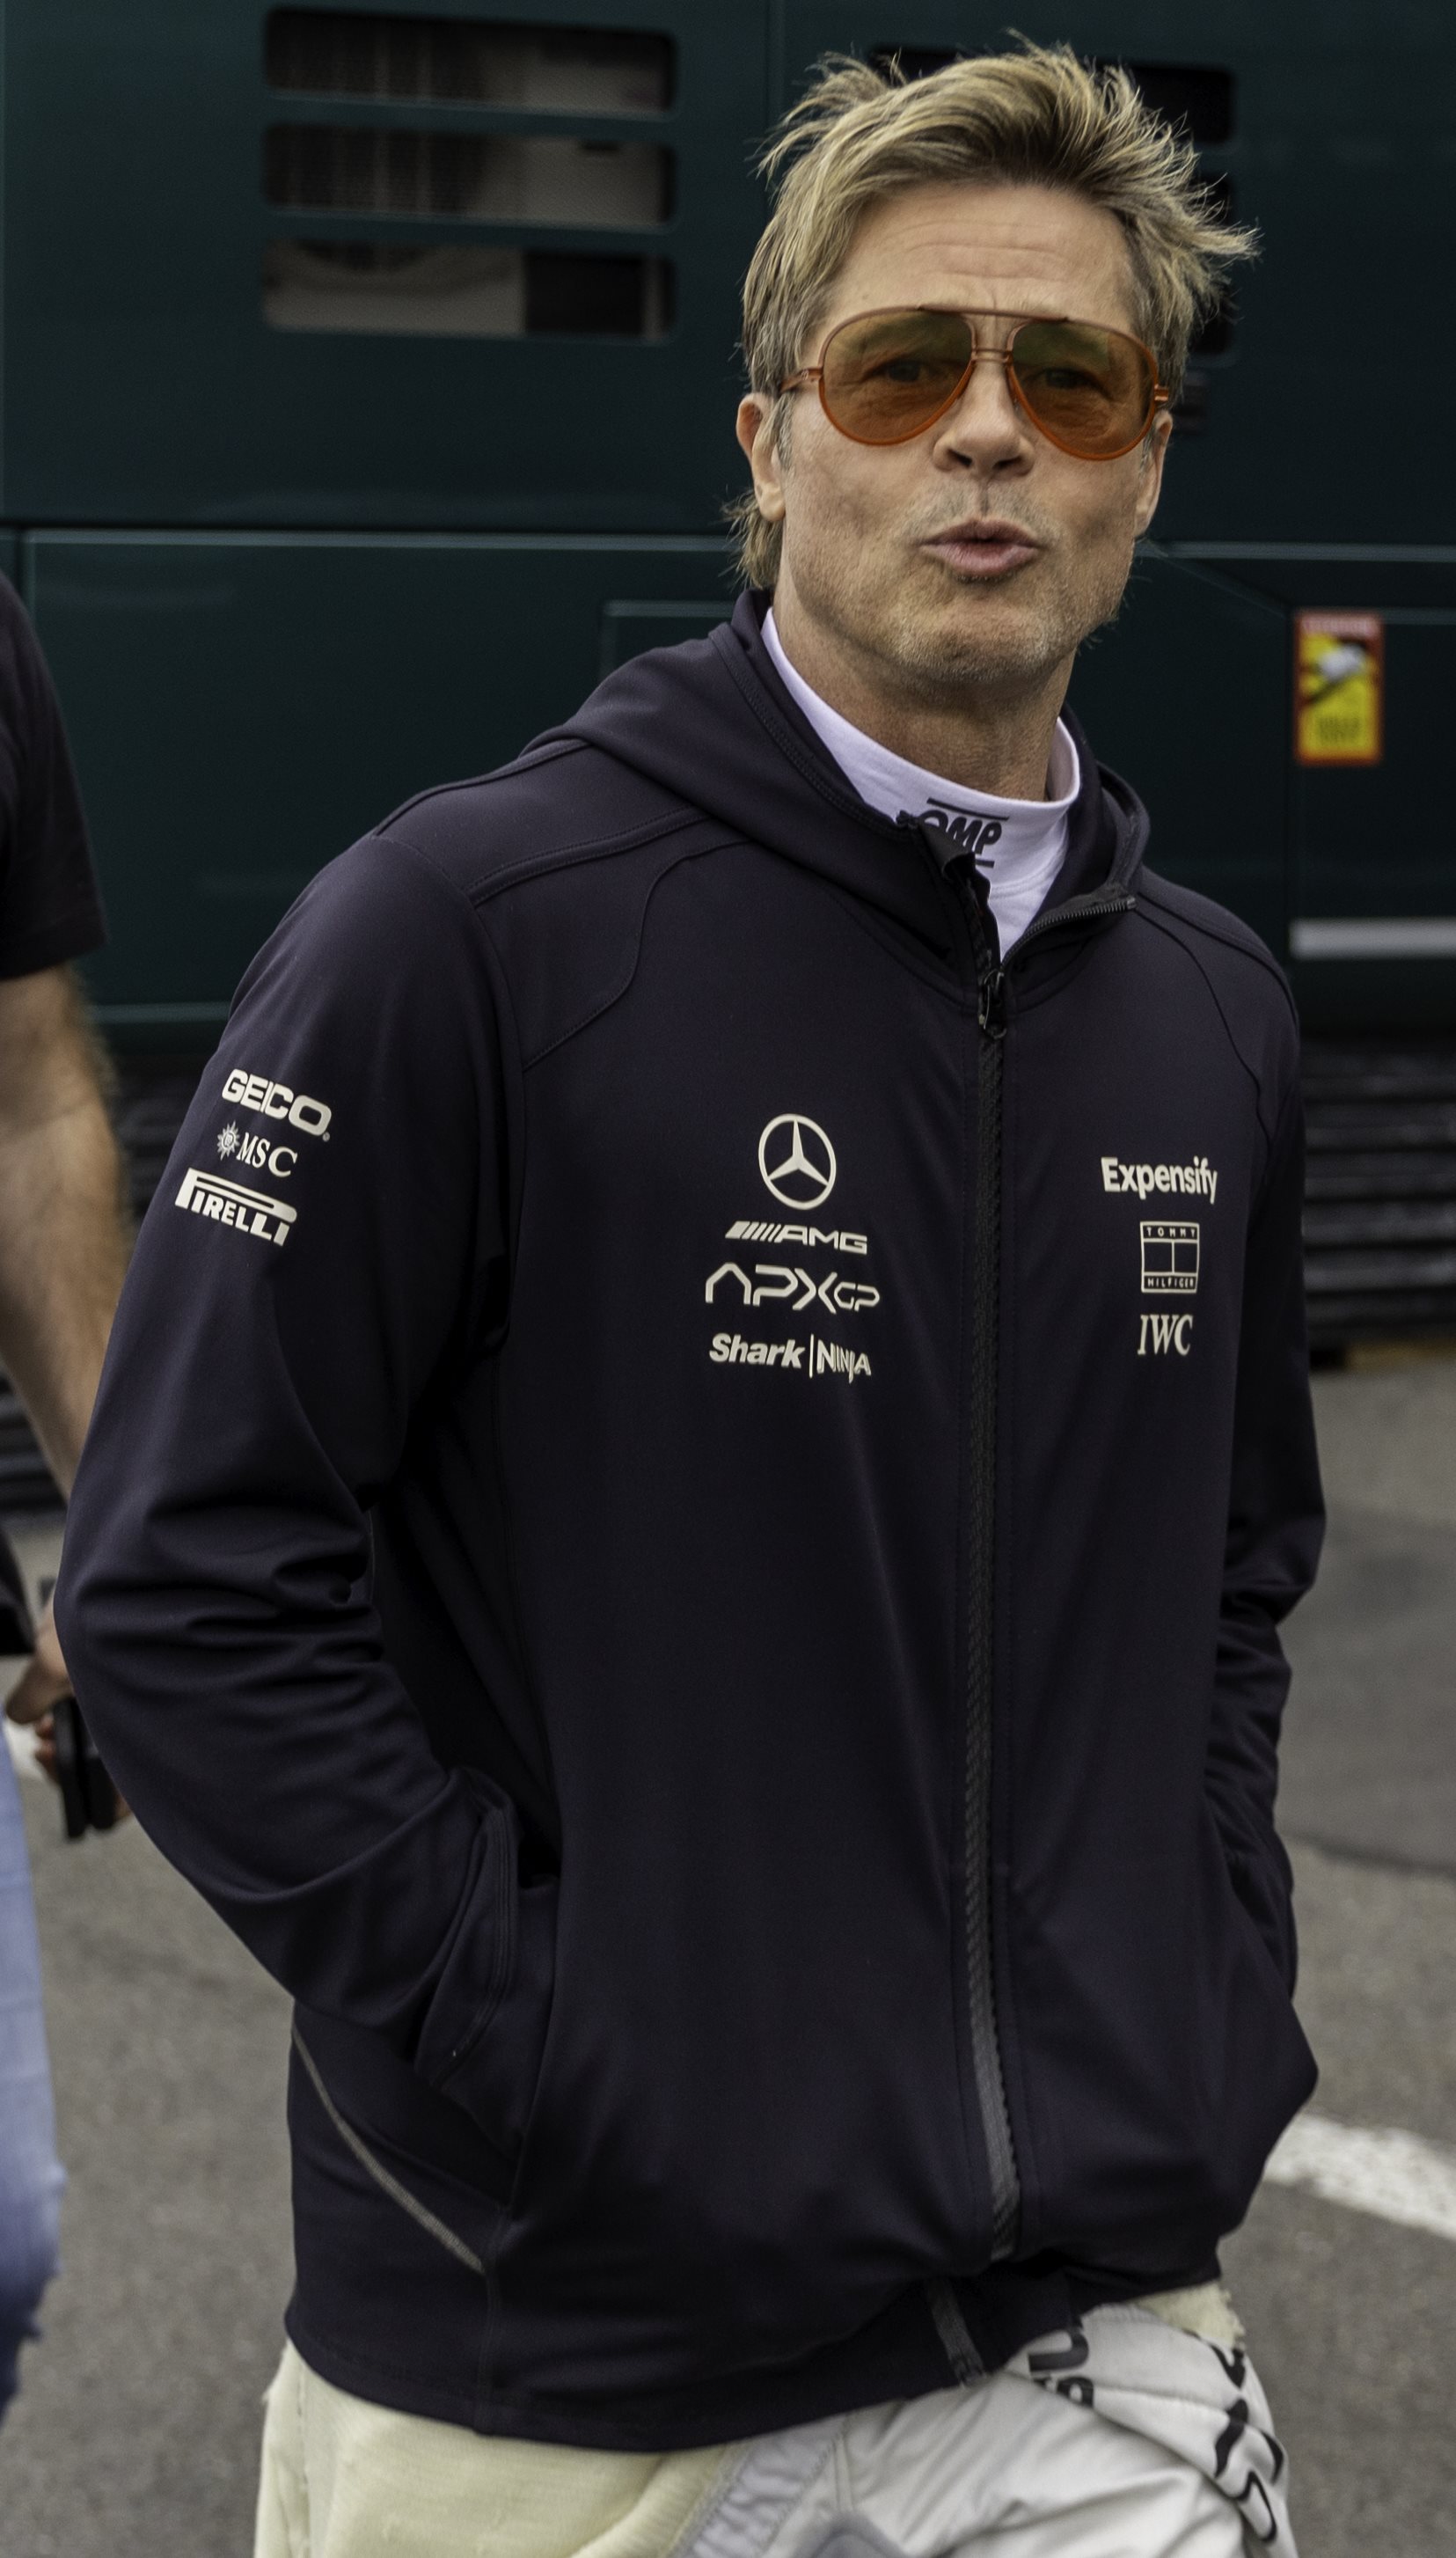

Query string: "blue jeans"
[[0, 1740, 62, 2422]]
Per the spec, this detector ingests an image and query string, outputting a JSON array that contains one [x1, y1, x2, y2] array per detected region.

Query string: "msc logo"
[[1140, 1220, 1200, 1296], [758, 1114, 837, 1210]]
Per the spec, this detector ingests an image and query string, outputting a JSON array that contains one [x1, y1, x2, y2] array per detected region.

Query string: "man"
[[57, 44, 1321, 2557], [0, 575, 130, 2422]]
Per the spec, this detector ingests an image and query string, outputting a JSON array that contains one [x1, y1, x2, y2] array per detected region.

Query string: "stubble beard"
[[873, 539, 1133, 707], [787, 510, 1135, 713]]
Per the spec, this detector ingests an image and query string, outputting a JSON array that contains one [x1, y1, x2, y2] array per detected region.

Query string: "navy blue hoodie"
[[56, 595, 1322, 2449]]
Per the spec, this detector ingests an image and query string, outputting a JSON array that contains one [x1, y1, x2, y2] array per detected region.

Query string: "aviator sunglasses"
[[781, 306, 1169, 460]]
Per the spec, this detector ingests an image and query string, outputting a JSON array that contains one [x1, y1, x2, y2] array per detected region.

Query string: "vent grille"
[[265, 11, 673, 113], [262, 15, 676, 337], [265, 125, 670, 224], [263, 239, 672, 335], [1302, 1041, 1456, 1345]]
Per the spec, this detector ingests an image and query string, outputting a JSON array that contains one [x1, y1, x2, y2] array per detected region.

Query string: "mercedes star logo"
[[758, 1113, 838, 1210]]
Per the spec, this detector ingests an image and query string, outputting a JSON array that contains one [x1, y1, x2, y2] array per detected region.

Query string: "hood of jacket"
[[537, 589, 1150, 961]]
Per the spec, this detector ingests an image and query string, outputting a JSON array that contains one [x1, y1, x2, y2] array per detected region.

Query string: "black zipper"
[[956, 867, 1019, 2261], [941, 853, 1135, 2265]]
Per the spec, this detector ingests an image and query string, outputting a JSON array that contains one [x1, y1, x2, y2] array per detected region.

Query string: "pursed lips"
[[921, 521, 1043, 579]]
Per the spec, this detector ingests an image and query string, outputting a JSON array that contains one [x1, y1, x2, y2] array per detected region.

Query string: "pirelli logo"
[[175, 1167, 297, 1247], [1140, 1220, 1199, 1295]]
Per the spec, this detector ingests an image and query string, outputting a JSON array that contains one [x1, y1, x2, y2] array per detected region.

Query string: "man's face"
[[737, 180, 1172, 711]]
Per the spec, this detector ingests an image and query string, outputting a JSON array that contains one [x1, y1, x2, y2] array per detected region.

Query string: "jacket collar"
[[551, 587, 1147, 967]]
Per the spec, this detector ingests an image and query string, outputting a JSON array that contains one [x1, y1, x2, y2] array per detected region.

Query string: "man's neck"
[[769, 589, 1069, 803]]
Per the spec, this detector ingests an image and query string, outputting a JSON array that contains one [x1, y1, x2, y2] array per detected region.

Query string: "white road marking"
[[1264, 2110, 1456, 2242]]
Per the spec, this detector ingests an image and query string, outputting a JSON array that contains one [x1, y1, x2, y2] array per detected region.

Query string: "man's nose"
[[931, 351, 1035, 473]]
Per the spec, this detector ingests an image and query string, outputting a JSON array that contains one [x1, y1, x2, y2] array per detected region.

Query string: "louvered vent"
[[263, 240, 671, 336], [265, 11, 673, 112], [262, 11, 676, 338], [265, 127, 670, 224]]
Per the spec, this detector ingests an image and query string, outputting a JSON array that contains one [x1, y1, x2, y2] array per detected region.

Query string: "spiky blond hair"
[[733, 44, 1256, 587]]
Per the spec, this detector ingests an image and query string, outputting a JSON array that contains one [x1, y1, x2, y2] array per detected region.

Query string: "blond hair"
[[732, 44, 1256, 588]]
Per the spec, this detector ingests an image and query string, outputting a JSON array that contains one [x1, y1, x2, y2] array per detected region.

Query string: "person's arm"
[[1204, 1066, 1324, 1992], [54, 838, 553, 2156], [0, 962, 128, 1493], [0, 962, 129, 1755]]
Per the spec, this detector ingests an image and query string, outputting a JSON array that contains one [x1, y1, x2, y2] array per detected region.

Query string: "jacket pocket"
[[1218, 1830, 1297, 1994], [1192, 1805, 1315, 2228], [435, 1871, 559, 2162], [413, 1774, 560, 2172]]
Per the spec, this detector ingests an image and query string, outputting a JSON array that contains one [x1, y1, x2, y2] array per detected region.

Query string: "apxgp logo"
[[758, 1115, 837, 1210], [706, 1263, 879, 1315]]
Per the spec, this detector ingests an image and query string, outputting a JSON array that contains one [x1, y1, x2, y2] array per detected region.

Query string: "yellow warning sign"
[[1295, 611, 1383, 765]]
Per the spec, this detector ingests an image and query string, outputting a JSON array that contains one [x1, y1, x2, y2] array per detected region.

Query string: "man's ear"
[[735, 396, 787, 525], [1132, 409, 1174, 539]]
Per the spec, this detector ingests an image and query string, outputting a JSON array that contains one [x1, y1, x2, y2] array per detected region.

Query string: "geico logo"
[[220, 1068, 333, 1139], [705, 1262, 880, 1316], [726, 1220, 869, 1256], [709, 1333, 804, 1369], [1138, 1312, 1194, 1356]]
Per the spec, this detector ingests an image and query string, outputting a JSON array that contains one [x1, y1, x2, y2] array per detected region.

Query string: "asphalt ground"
[[2, 1352, 1454, 2557]]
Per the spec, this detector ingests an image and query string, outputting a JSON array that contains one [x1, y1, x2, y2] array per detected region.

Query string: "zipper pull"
[[978, 967, 1007, 1040]]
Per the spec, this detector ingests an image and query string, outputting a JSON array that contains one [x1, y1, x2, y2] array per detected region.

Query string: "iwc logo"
[[758, 1114, 837, 1211]]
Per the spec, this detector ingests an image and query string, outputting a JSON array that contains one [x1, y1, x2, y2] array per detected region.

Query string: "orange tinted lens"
[[1008, 320, 1153, 456], [820, 309, 974, 442]]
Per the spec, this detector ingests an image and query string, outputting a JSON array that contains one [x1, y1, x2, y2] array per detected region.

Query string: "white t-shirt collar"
[[761, 607, 1079, 953]]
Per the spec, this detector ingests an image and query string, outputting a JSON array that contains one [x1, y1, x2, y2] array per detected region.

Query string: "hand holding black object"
[[6, 1595, 125, 1838]]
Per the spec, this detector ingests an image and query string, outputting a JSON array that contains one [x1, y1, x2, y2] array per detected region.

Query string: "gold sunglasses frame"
[[780, 305, 1170, 461]]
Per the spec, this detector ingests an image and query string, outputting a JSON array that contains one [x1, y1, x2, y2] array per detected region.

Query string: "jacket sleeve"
[[55, 834, 551, 2150], [1205, 1061, 1324, 1992]]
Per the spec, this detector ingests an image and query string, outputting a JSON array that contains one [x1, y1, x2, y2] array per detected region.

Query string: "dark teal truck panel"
[[2, 1, 766, 533], [25, 531, 733, 1026], [0, 2, 1452, 1036]]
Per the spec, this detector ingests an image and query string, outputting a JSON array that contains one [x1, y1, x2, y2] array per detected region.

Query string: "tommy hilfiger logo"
[[1140, 1221, 1200, 1296]]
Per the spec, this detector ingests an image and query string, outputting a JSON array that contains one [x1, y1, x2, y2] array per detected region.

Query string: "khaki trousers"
[[255, 2291, 1290, 2558]]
